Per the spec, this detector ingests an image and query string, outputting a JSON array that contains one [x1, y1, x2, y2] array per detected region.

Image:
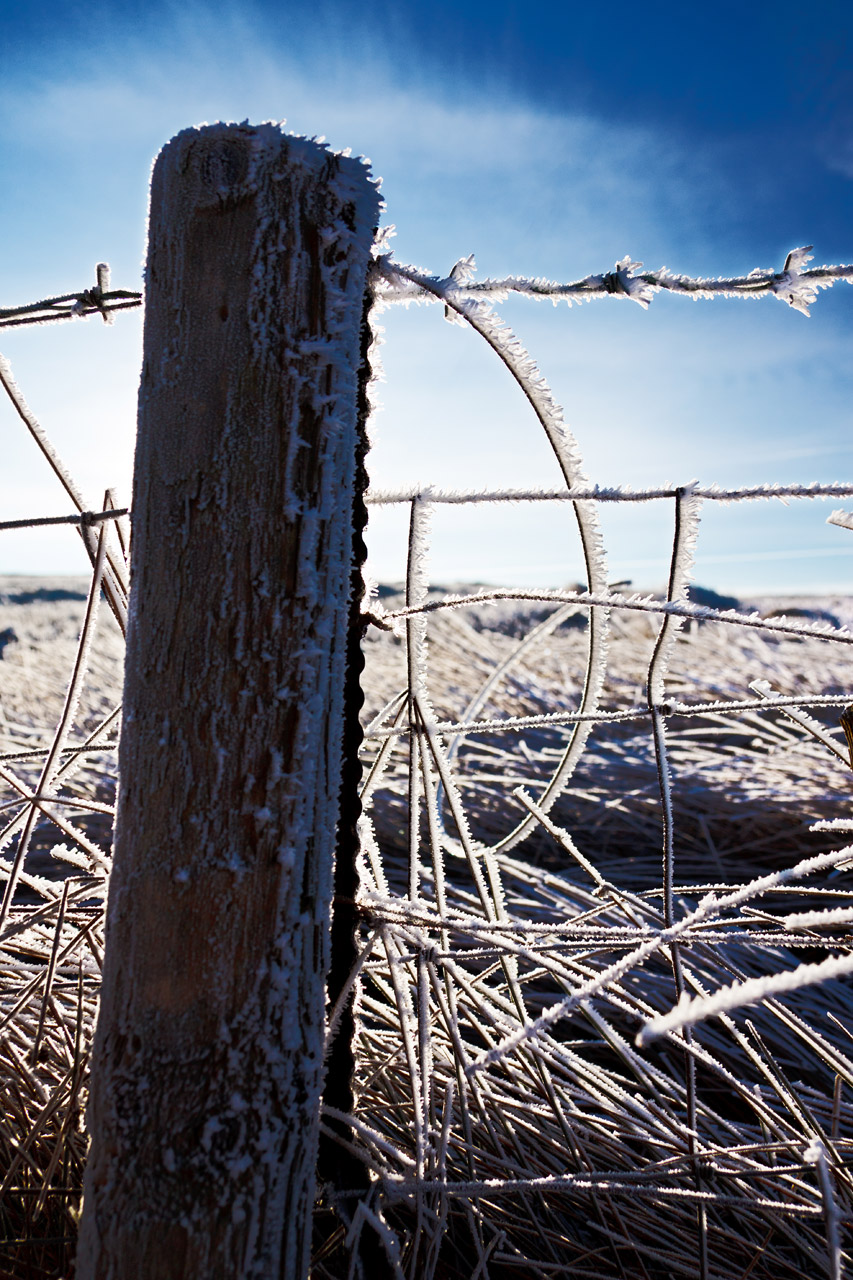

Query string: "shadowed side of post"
[[76, 123, 380, 1280]]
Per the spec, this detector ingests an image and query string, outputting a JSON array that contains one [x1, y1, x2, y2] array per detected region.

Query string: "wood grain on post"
[[76, 124, 379, 1280]]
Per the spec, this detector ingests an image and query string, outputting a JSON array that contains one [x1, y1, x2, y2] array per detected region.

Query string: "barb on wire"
[[0, 263, 142, 329]]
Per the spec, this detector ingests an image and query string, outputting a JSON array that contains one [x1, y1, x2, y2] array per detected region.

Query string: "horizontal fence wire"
[[371, 243, 853, 313], [0, 509, 128, 533], [0, 264, 142, 329], [366, 482, 853, 504], [2, 250, 853, 1279]]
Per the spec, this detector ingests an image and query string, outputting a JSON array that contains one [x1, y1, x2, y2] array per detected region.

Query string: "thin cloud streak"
[[0, 5, 850, 590]]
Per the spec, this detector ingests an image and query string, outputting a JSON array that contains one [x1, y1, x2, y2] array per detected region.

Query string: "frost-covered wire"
[[367, 481, 853, 505], [379, 584, 853, 643], [372, 246, 853, 316], [0, 264, 141, 329], [0, 509, 128, 533], [366, 691, 853, 741]]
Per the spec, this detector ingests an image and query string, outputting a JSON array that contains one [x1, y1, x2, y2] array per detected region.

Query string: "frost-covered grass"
[[0, 574, 121, 1279], [1, 572, 853, 1278], [337, 582, 853, 1280]]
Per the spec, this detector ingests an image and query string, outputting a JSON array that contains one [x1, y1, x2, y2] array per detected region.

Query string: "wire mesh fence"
[[1, 247, 853, 1278], [327, 249, 853, 1279], [351, 492, 853, 1279]]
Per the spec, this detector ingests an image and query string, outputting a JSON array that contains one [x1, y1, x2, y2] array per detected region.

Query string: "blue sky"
[[1, 0, 852, 594]]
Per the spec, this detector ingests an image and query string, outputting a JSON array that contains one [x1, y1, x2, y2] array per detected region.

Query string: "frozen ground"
[[2, 574, 853, 1278], [2, 571, 851, 898], [2, 574, 850, 889]]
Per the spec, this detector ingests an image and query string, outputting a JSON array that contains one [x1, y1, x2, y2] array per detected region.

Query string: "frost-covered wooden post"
[[77, 124, 379, 1280]]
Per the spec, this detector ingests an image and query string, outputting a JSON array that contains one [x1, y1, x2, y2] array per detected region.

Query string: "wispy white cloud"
[[0, 0, 739, 278], [1, 3, 850, 587]]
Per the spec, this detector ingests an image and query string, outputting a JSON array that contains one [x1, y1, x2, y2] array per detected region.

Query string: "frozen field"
[[2, 574, 851, 888], [1, 573, 853, 1277]]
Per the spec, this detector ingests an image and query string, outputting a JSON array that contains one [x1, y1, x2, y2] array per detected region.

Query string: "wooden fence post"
[[76, 123, 379, 1280]]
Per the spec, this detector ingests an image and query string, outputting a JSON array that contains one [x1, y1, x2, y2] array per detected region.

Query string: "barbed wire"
[[0, 263, 141, 330], [372, 243, 853, 316]]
